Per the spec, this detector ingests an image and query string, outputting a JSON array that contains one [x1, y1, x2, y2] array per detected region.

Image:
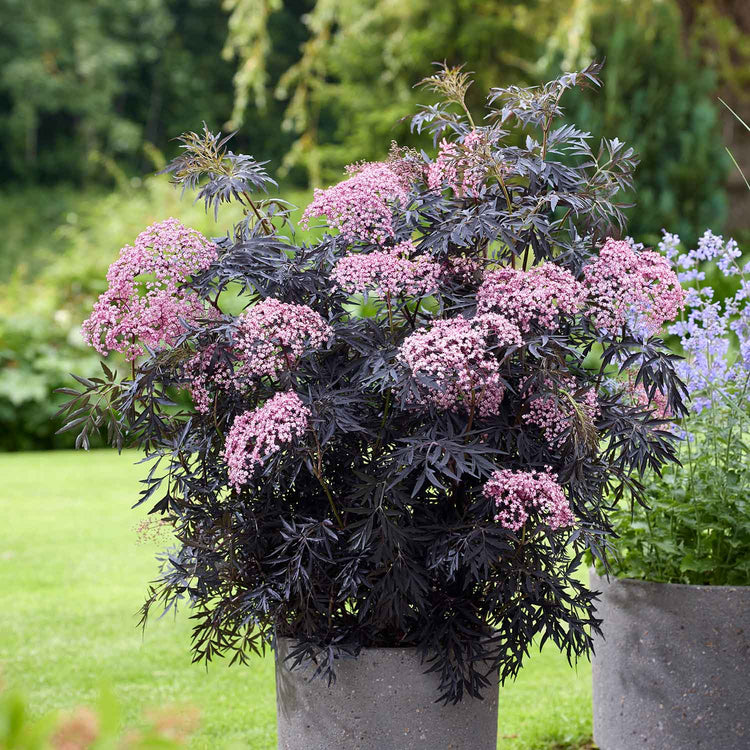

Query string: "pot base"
[[275, 639, 499, 750], [590, 569, 750, 750]]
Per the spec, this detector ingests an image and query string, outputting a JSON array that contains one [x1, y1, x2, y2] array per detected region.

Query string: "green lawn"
[[0, 451, 593, 749]]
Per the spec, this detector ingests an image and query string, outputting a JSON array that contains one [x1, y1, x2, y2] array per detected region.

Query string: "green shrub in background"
[[0, 305, 101, 451], [603, 108, 750, 587], [603, 239, 750, 586]]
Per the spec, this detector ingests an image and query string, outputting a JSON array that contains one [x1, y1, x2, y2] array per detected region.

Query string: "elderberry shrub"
[[59, 63, 687, 702]]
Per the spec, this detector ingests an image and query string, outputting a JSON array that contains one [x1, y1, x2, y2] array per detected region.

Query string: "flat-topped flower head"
[[234, 298, 330, 378], [399, 314, 520, 417], [428, 130, 485, 197], [301, 161, 410, 244], [440, 255, 484, 284], [81, 218, 217, 359], [583, 237, 684, 336], [484, 468, 574, 532], [183, 344, 235, 414], [477, 263, 585, 332], [332, 241, 441, 298], [224, 391, 310, 491], [183, 300, 329, 412], [521, 376, 599, 448], [474, 312, 525, 346]]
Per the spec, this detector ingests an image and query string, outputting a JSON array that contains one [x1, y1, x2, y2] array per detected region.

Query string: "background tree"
[[543, 1, 729, 244], [675, 0, 750, 231], [0, 0, 305, 183], [223, 0, 731, 242], [224, 0, 542, 184]]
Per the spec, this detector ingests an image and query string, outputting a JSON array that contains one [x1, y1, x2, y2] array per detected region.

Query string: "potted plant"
[[591, 229, 750, 750], [58, 64, 687, 750]]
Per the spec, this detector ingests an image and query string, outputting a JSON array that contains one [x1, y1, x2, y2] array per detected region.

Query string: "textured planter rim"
[[590, 567, 750, 750], [592, 570, 749, 591], [275, 637, 500, 750]]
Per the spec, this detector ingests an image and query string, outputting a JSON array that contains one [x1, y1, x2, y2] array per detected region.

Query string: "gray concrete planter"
[[590, 569, 750, 750], [275, 638, 499, 750]]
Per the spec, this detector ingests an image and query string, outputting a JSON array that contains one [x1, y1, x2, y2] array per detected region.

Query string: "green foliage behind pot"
[[605, 409, 750, 586], [601, 108, 750, 587]]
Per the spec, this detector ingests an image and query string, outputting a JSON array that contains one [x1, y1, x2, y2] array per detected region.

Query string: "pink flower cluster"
[[223, 391, 310, 491], [234, 298, 330, 378], [181, 300, 328, 414], [427, 131, 484, 197], [625, 372, 671, 420], [474, 312, 525, 345], [82, 219, 217, 360], [332, 241, 441, 298], [522, 377, 599, 448], [477, 263, 585, 332], [301, 161, 410, 244], [583, 238, 685, 335], [440, 255, 484, 284], [183, 345, 235, 414], [399, 315, 521, 416], [483, 468, 575, 532]]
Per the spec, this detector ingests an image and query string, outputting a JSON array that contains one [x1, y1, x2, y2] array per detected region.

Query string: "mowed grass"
[[0, 451, 593, 749]]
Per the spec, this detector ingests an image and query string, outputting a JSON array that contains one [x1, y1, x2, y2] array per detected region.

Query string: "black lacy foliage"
[[58, 63, 686, 703]]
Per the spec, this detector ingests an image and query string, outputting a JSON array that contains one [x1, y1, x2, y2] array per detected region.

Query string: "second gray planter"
[[275, 638, 499, 750], [590, 569, 750, 750]]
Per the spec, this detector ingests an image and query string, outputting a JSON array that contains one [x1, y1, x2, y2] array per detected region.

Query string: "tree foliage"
[[224, 0, 545, 183], [0, 0, 303, 183], [224, 0, 732, 241], [549, 1, 730, 244]]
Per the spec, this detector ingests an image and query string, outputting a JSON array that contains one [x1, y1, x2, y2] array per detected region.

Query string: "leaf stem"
[[311, 433, 344, 529], [241, 190, 276, 236]]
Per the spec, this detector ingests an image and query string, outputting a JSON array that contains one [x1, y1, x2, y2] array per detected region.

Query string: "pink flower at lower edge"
[[224, 391, 311, 491], [483, 467, 574, 532], [399, 314, 521, 417]]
